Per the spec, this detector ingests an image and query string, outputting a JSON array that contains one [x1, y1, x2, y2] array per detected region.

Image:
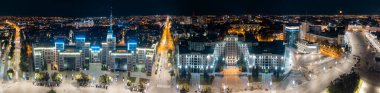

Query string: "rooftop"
[[178, 40, 214, 54], [249, 40, 285, 55]]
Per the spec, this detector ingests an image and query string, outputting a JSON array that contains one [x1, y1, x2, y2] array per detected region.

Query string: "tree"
[[99, 74, 111, 85], [203, 72, 211, 84], [19, 61, 29, 72], [170, 70, 175, 77], [47, 89, 56, 93], [51, 72, 62, 84], [75, 72, 91, 86], [328, 70, 360, 93], [7, 69, 14, 79], [201, 87, 212, 93], [35, 72, 49, 82]]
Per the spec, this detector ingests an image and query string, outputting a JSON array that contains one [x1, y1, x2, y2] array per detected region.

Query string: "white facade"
[[90, 47, 102, 63], [110, 53, 135, 71], [224, 36, 240, 66], [74, 20, 94, 28], [300, 22, 310, 40], [177, 53, 214, 73], [136, 48, 155, 73], [250, 54, 285, 70], [33, 47, 56, 71], [101, 42, 110, 65], [188, 41, 206, 51], [296, 40, 319, 54], [58, 52, 81, 71]]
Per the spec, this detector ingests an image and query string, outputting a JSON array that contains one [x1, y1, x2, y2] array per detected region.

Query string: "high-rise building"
[[127, 38, 138, 52], [300, 22, 310, 40], [136, 47, 155, 75], [101, 42, 109, 65], [176, 35, 290, 76], [58, 52, 81, 71], [106, 11, 116, 51], [224, 36, 240, 66], [110, 52, 135, 71], [89, 46, 102, 63], [55, 39, 65, 52], [284, 26, 300, 48], [32, 45, 56, 71], [75, 35, 86, 50]]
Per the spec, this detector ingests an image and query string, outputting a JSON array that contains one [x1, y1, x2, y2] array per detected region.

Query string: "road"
[[146, 16, 176, 93], [5, 20, 22, 81], [261, 32, 358, 93], [355, 31, 380, 93], [1, 43, 11, 81]]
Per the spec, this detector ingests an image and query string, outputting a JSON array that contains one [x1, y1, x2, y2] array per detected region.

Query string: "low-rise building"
[[296, 40, 319, 54]]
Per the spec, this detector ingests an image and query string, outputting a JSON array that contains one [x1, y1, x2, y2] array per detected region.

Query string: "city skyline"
[[1, 1, 380, 93]]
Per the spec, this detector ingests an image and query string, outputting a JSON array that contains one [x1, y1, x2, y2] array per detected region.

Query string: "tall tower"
[[284, 26, 300, 48], [107, 7, 116, 51]]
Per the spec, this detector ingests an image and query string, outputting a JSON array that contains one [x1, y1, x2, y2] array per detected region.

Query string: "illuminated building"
[[101, 42, 110, 66], [110, 52, 135, 71], [106, 11, 116, 51], [100, 11, 117, 69], [176, 35, 289, 75], [75, 35, 88, 68], [248, 41, 288, 75], [223, 36, 241, 66], [347, 24, 367, 32], [127, 38, 138, 52], [296, 40, 319, 54], [32, 45, 56, 71], [55, 39, 65, 52], [90, 46, 102, 63], [136, 47, 156, 74], [176, 40, 215, 73], [58, 52, 81, 71], [284, 25, 300, 48], [74, 20, 94, 28], [300, 22, 310, 40], [75, 35, 86, 50]]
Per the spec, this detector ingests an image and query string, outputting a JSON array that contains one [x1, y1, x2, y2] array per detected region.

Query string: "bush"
[[51, 72, 63, 84], [75, 72, 91, 86], [19, 61, 29, 72], [35, 72, 49, 82], [328, 70, 360, 93], [7, 69, 14, 79], [47, 89, 56, 93], [99, 74, 111, 85]]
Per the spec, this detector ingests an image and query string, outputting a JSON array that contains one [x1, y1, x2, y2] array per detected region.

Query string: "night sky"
[[1, 0, 380, 17]]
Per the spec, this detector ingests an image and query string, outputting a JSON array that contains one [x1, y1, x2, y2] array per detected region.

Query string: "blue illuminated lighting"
[[55, 42, 64, 45], [90, 46, 101, 51], [127, 38, 138, 51], [75, 35, 86, 40]]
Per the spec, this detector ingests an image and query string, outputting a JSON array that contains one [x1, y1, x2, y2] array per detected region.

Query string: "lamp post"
[[223, 84, 226, 93], [198, 84, 201, 93]]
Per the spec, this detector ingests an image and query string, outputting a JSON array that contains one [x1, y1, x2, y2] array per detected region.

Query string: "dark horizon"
[[1, 0, 380, 17]]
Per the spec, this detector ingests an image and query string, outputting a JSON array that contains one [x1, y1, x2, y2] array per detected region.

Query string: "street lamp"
[[309, 73, 312, 78], [270, 81, 272, 89], [198, 84, 201, 92], [223, 84, 227, 93], [292, 80, 295, 86]]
